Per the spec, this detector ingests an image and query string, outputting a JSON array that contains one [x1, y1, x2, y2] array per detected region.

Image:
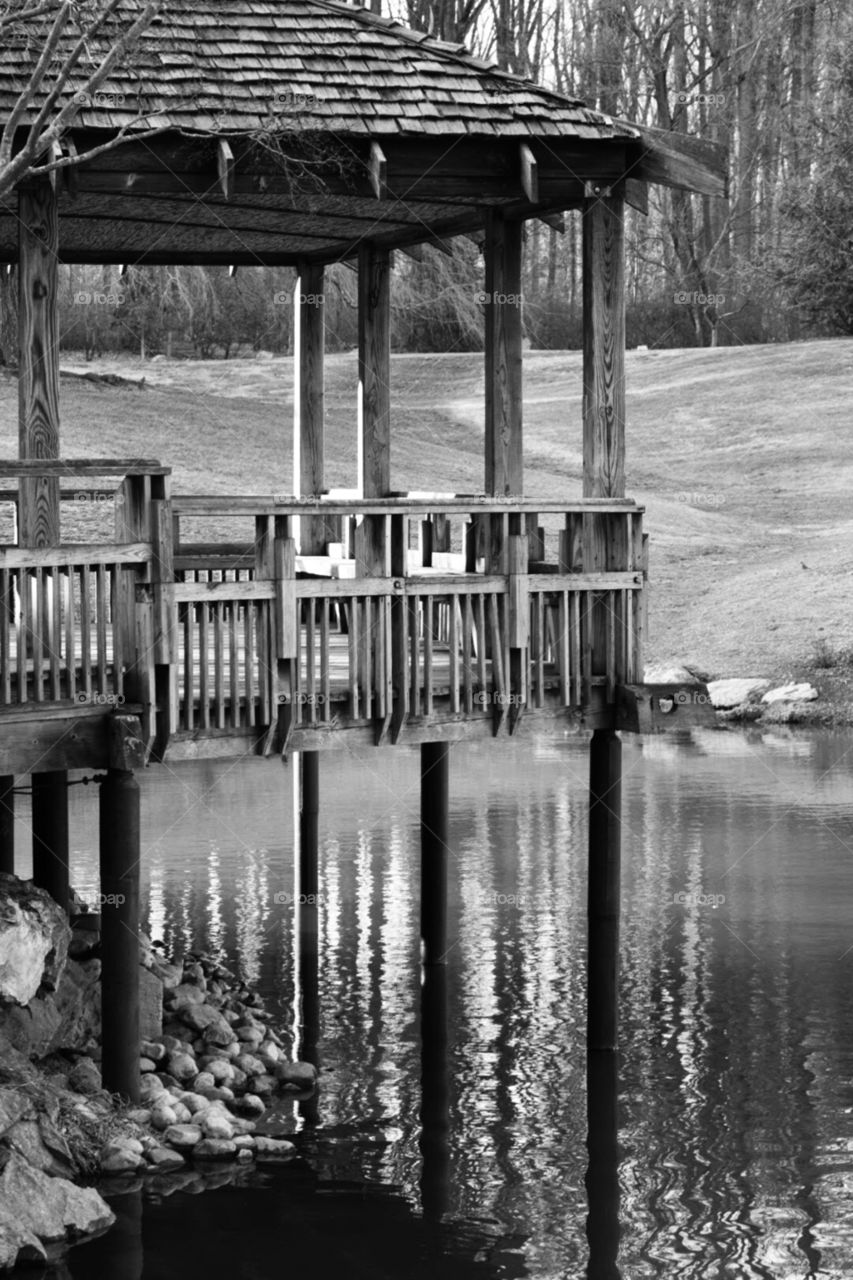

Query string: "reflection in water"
[[60, 728, 853, 1278]]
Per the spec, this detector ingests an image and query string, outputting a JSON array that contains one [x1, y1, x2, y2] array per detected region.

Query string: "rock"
[[166, 982, 206, 1010], [237, 1147, 254, 1163], [171, 1102, 193, 1124], [229, 1093, 265, 1118], [181, 1004, 233, 1043], [0, 1086, 33, 1138], [229, 1116, 257, 1137], [140, 1074, 166, 1103], [140, 1057, 157, 1073], [0, 1221, 46, 1270], [236, 1025, 264, 1046], [0, 1152, 114, 1244], [146, 1146, 186, 1172], [234, 1053, 265, 1077], [126, 1108, 151, 1126], [229, 1067, 248, 1091], [643, 663, 701, 685], [761, 682, 818, 704], [159, 1033, 186, 1054], [200, 1111, 234, 1140], [0, 954, 102, 1058], [194, 1138, 238, 1160], [146, 955, 183, 989], [251, 1074, 276, 1097], [204, 1058, 235, 1086], [67, 1058, 102, 1095], [259, 1042, 282, 1066], [162, 1124, 203, 1151], [201, 1018, 237, 1048], [177, 1093, 208, 1116], [232, 1134, 255, 1150], [6, 1119, 74, 1177], [254, 1136, 297, 1161], [274, 1061, 318, 1090], [141, 1039, 167, 1063], [706, 678, 770, 708], [150, 1103, 178, 1132], [192, 1071, 216, 1092], [167, 1051, 198, 1083], [139, 964, 164, 1041], [0, 874, 70, 1003], [99, 1138, 145, 1173]]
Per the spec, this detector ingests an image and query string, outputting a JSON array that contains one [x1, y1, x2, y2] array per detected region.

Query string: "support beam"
[[420, 742, 450, 967], [298, 751, 320, 1100], [0, 776, 15, 875], [357, 244, 391, 576], [519, 143, 539, 202], [31, 771, 69, 913], [18, 179, 60, 548], [295, 261, 328, 555], [420, 946, 449, 1221], [484, 212, 523, 500], [368, 141, 387, 200], [587, 729, 621, 1052], [217, 139, 235, 200], [586, 1047, 621, 1274], [100, 765, 141, 1102]]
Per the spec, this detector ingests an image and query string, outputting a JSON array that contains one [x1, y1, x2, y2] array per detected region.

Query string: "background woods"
[[0, 0, 848, 362]]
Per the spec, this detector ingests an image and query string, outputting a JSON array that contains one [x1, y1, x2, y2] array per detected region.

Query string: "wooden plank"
[[423, 595, 434, 719], [368, 141, 388, 200], [80, 565, 92, 702], [520, 143, 539, 202], [358, 244, 391, 502], [484, 211, 523, 499], [18, 179, 60, 549], [244, 601, 256, 727], [151, 500, 175, 663], [624, 178, 649, 215], [275, 536, 297, 658], [184, 603, 194, 731], [0, 460, 168, 478], [199, 603, 210, 729], [0, 543, 151, 569], [622, 123, 728, 198], [583, 195, 625, 501], [217, 139, 235, 200], [229, 602, 240, 729], [1, 568, 11, 704], [48, 568, 61, 700], [32, 568, 44, 702], [448, 594, 460, 715], [348, 594, 359, 719], [507, 534, 528, 648], [172, 495, 643, 517], [214, 602, 225, 729]]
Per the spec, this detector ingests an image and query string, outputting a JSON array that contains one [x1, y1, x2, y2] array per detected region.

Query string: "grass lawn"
[[2, 336, 851, 691]]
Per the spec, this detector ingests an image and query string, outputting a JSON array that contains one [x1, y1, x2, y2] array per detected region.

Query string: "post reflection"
[[586, 1048, 621, 1280], [419, 959, 450, 1223]]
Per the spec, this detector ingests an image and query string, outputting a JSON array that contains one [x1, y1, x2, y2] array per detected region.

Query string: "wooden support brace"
[[275, 536, 297, 658], [368, 141, 387, 200], [520, 143, 539, 202], [217, 139, 235, 200]]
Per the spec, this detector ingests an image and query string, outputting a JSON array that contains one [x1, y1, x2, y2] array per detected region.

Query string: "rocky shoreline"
[[0, 874, 316, 1272], [644, 664, 830, 726]]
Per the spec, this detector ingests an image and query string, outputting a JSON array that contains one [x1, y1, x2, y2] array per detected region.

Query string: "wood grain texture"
[[484, 211, 523, 500], [296, 261, 328, 556], [17, 180, 60, 548], [582, 194, 625, 501], [358, 244, 391, 498]]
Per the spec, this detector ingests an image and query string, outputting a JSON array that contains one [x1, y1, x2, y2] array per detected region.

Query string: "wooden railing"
[[0, 480, 647, 751]]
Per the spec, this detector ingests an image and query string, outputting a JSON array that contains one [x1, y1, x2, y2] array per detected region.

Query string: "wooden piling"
[[421, 742, 450, 967], [419, 957, 449, 1220], [585, 1047, 620, 1277], [0, 776, 14, 875], [31, 770, 69, 912], [587, 729, 621, 1052], [100, 762, 141, 1102]]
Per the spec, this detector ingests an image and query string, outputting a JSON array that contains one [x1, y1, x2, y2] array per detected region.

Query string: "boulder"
[[761, 682, 818, 704], [67, 1058, 102, 1096], [229, 1093, 265, 1118], [0, 1222, 46, 1271], [706, 678, 770, 708], [0, 1151, 114, 1243], [254, 1136, 297, 1161], [162, 1124, 203, 1151], [0, 875, 70, 1004], [643, 663, 701, 685], [146, 1146, 186, 1172], [0, 956, 101, 1059], [0, 1086, 33, 1137], [200, 1111, 234, 1140], [6, 1119, 74, 1177], [166, 982, 206, 1010], [167, 1051, 198, 1084], [99, 1139, 145, 1174], [193, 1139, 237, 1160], [275, 1061, 318, 1090]]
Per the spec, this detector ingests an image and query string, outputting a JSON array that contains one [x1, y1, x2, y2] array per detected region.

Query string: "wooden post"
[[582, 194, 628, 691], [0, 776, 14, 875], [484, 211, 524, 501], [31, 771, 69, 913], [100, 752, 142, 1103], [419, 947, 449, 1221], [587, 729, 621, 1052], [357, 244, 391, 577], [586, 1047, 621, 1275], [18, 179, 60, 549], [295, 261, 328, 556], [298, 751, 320, 1094], [421, 742, 449, 967]]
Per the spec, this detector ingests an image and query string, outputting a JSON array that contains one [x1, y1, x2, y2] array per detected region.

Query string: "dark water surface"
[[25, 727, 853, 1278]]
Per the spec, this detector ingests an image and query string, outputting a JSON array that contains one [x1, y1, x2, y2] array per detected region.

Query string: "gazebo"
[[0, 0, 725, 1099]]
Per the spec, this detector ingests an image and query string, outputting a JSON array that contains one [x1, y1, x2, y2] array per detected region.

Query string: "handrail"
[[171, 495, 644, 517], [0, 459, 170, 478], [0, 542, 152, 567]]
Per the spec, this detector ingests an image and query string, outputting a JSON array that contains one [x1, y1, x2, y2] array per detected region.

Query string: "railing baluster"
[[184, 602, 195, 731], [1, 568, 10, 705], [95, 564, 107, 695], [32, 567, 45, 702], [245, 600, 256, 727], [559, 590, 570, 706], [111, 567, 123, 702], [321, 598, 330, 722], [423, 595, 434, 718], [535, 589, 545, 709], [449, 592, 459, 714], [306, 600, 317, 724], [48, 568, 61, 700], [17, 570, 28, 704], [607, 588, 616, 702], [572, 591, 581, 708], [462, 593, 473, 714], [213, 602, 225, 729], [348, 595, 359, 719], [80, 565, 92, 705], [409, 595, 420, 717], [476, 593, 487, 707], [200, 602, 211, 729], [229, 601, 240, 728]]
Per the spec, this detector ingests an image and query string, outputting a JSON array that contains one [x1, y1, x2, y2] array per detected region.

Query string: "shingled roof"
[[0, 0, 634, 140]]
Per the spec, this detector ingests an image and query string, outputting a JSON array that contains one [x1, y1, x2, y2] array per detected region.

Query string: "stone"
[[251, 1074, 276, 1097], [141, 1039, 167, 1063], [194, 1138, 237, 1160], [139, 964, 164, 1041], [201, 1018, 237, 1049], [162, 1124, 202, 1151], [274, 1061, 318, 1089], [229, 1116, 257, 1137], [140, 1057, 157, 1073], [706, 678, 770, 708], [67, 1058, 102, 1096], [259, 1041, 282, 1065], [229, 1093, 265, 1118], [147, 955, 183, 989], [150, 1103, 178, 1132], [146, 1146, 186, 1172], [166, 982, 206, 1009], [254, 1136, 297, 1161], [177, 1093, 208, 1116], [0, 875, 70, 1004], [167, 1051, 198, 1083], [0, 1086, 33, 1137], [6, 1119, 74, 1178], [643, 663, 701, 685], [232, 1134, 255, 1150], [0, 1152, 114, 1243], [0, 1221, 46, 1271], [236, 1025, 264, 1045], [205, 1058, 235, 1085], [171, 1102, 193, 1124], [234, 1053, 265, 1077], [200, 1111, 234, 1140], [126, 1108, 152, 1126], [100, 1148, 145, 1174], [140, 1074, 166, 1103], [237, 1147, 254, 1163], [192, 1071, 216, 1092], [761, 682, 818, 704]]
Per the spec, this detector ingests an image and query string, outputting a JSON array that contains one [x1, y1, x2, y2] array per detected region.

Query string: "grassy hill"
[[2, 337, 851, 689]]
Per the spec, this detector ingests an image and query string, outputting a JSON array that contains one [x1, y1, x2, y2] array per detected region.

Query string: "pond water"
[[17, 726, 853, 1278]]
